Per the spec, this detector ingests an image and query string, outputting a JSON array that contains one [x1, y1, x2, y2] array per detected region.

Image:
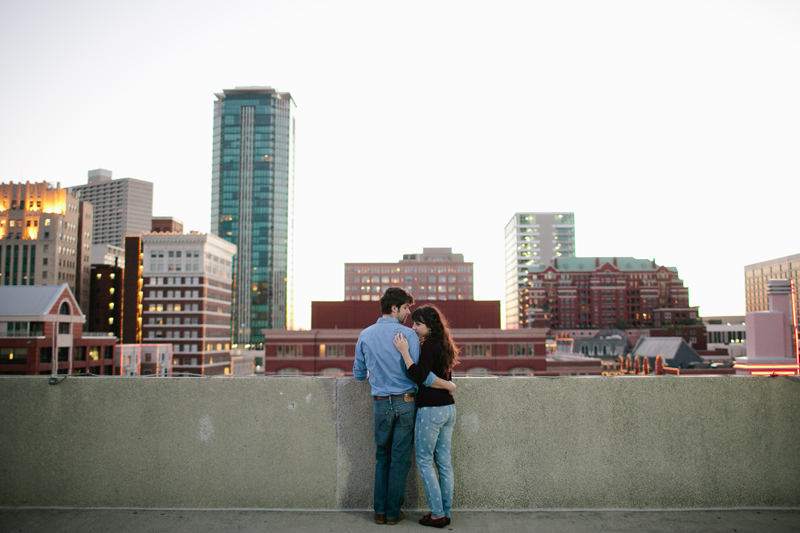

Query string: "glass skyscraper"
[[211, 87, 295, 346]]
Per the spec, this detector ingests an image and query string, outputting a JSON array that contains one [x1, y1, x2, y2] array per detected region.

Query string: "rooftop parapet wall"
[[1, 376, 799, 509]]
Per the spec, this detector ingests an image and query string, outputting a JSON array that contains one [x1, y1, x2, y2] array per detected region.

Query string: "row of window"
[[346, 266, 472, 274], [147, 303, 202, 312], [348, 294, 469, 302], [264, 344, 537, 359], [347, 285, 470, 294], [148, 290, 201, 298], [0, 345, 115, 365], [347, 275, 472, 284]]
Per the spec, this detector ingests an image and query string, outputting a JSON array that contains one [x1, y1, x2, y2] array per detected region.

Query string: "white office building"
[[140, 232, 236, 376], [504, 212, 575, 329], [68, 169, 153, 248]]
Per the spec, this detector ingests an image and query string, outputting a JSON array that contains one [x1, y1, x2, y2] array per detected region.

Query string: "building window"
[[0, 347, 28, 364], [74, 346, 86, 361]]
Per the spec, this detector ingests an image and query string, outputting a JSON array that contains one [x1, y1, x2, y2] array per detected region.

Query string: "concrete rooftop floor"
[[1, 509, 799, 533]]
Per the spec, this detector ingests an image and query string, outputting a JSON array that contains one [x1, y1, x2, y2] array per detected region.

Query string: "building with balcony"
[[138, 232, 236, 376], [524, 256, 693, 330], [505, 212, 575, 329], [1, 181, 93, 312], [0, 284, 116, 375], [344, 248, 473, 302], [67, 169, 153, 248], [211, 87, 296, 342]]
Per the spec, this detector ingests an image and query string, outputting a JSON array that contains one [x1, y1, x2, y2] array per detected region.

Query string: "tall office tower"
[[504, 212, 575, 329], [211, 87, 296, 346], [345, 248, 474, 302], [68, 169, 153, 248], [745, 253, 800, 335], [0, 181, 93, 312], [138, 232, 237, 376]]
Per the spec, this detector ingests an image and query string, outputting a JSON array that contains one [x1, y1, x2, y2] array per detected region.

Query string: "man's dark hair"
[[380, 287, 414, 315]]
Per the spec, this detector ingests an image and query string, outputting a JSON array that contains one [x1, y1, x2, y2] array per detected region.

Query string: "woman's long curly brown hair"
[[411, 305, 460, 372]]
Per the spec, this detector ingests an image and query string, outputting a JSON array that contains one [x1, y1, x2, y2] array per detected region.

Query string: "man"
[[354, 287, 450, 525]]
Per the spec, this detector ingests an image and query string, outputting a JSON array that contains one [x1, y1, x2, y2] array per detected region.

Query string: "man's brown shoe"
[[374, 513, 386, 524], [385, 511, 405, 525]]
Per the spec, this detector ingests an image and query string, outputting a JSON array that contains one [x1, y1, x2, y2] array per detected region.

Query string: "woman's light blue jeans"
[[415, 404, 456, 518]]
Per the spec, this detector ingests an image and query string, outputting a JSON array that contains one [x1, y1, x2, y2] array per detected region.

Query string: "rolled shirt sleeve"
[[353, 334, 368, 381]]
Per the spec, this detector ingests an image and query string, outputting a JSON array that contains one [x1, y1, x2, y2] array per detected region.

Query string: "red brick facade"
[[0, 285, 117, 376], [263, 300, 548, 376], [525, 257, 693, 330]]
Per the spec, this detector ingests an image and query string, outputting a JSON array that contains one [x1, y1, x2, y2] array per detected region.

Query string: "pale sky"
[[1, 0, 798, 329]]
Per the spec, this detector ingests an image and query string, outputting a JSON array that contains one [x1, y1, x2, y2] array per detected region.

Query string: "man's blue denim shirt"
[[354, 317, 436, 396]]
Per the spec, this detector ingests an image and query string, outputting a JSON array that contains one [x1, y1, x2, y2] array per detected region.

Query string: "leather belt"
[[373, 392, 415, 401]]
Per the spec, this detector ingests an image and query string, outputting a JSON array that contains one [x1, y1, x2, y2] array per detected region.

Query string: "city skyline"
[[2, 0, 799, 330]]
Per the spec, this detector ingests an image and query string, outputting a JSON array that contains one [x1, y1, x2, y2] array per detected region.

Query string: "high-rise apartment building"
[[345, 248, 474, 302], [67, 169, 153, 248], [505, 212, 575, 329], [211, 87, 296, 345], [0, 181, 92, 312], [138, 232, 237, 376], [745, 253, 800, 335]]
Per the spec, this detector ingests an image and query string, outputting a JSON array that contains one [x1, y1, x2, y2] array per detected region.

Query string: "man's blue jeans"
[[373, 396, 416, 520], [415, 404, 456, 519]]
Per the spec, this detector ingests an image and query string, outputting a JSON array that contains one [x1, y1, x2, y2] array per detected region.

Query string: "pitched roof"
[[631, 337, 703, 366], [0, 284, 70, 316], [530, 257, 679, 273]]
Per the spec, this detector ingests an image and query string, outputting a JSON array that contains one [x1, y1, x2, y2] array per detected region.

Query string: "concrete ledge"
[[1, 376, 799, 509]]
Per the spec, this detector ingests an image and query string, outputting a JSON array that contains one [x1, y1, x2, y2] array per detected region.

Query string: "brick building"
[[88, 263, 124, 338], [0, 284, 116, 376], [137, 232, 236, 376], [262, 300, 550, 376], [345, 248, 473, 302], [524, 257, 694, 330]]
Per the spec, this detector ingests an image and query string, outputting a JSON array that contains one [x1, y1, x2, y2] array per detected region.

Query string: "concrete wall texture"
[[1, 376, 799, 509]]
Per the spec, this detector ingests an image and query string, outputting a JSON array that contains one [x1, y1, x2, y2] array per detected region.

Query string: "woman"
[[393, 305, 459, 528]]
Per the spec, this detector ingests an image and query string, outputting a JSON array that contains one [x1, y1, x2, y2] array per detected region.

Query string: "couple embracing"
[[353, 287, 460, 528]]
